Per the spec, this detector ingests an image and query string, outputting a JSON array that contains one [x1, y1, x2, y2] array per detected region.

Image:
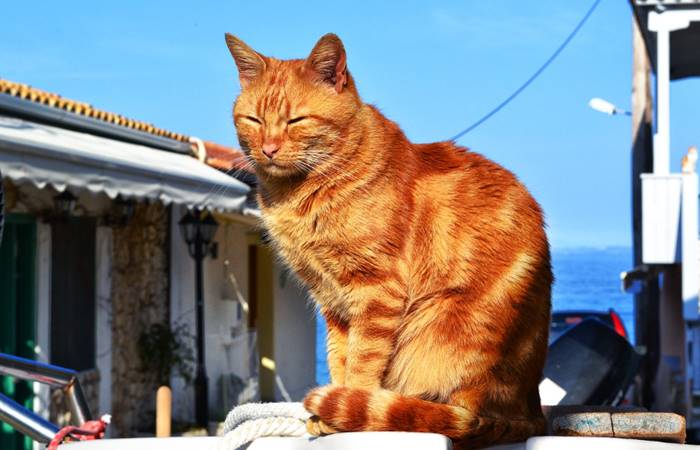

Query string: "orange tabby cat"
[[225, 32, 552, 449]]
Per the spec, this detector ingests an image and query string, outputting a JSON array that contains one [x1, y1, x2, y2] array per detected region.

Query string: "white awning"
[[0, 115, 249, 211]]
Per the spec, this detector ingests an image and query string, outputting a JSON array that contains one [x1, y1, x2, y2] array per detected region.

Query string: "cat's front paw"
[[306, 415, 338, 436], [303, 385, 338, 416]]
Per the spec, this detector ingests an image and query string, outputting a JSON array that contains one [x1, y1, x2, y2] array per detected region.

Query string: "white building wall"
[[95, 226, 113, 419], [33, 222, 51, 450], [169, 204, 196, 424], [169, 206, 253, 422], [202, 220, 251, 420], [272, 266, 317, 401], [170, 205, 316, 420]]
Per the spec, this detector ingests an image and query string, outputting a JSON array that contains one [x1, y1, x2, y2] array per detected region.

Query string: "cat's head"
[[225, 33, 361, 178]]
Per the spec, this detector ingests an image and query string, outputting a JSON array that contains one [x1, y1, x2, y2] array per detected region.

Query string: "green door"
[[0, 214, 37, 450]]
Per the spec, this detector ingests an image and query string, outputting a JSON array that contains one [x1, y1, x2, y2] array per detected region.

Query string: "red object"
[[47, 415, 110, 450], [609, 309, 627, 338]]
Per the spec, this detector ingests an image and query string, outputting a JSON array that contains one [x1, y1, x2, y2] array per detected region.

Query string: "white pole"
[[681, 173, 699, 320], [681, 173, 699, 422], [654, 27, 671, 175], [649, 9, 700, 174]]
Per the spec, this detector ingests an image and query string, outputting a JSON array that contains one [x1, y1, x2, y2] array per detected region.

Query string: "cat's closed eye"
[[287, 116, 307, 125], [244, 115, 262, 125]]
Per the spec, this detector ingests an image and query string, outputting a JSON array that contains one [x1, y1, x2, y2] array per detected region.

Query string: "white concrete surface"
[[525, 436, 699, 449], [60, 434, 700, 450], [61, 432, 453, 450]]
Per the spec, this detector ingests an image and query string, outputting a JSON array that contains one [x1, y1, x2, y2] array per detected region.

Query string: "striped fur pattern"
[[225, 33, 552, 449]]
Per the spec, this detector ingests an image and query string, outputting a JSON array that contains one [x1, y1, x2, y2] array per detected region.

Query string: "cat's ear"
[[225, 33, 266, 88], [305, 33, 347, 93]]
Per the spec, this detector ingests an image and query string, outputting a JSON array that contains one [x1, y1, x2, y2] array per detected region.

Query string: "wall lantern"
[[111, 196, 136, 227], [53, 191, 77, 216], [179, 211, 218, 258]]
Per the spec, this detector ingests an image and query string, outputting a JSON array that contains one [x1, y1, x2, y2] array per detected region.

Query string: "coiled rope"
[[219, 402, 311, 450]]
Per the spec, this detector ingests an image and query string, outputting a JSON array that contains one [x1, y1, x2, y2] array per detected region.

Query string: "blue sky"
[[2, 1, 700, 249]]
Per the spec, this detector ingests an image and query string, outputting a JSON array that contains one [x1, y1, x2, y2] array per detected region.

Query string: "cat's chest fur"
[[260, 189, 388, 314]]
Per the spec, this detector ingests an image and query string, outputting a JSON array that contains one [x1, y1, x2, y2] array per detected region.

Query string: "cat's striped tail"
[[303, 385, 545, 449]]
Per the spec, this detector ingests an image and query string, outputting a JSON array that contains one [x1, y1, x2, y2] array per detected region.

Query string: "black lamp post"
[[178, 209, 218, 427]]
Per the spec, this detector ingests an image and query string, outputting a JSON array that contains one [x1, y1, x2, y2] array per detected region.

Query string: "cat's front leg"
[[344, 296, 404, 389], [322, 308, 349, 385]]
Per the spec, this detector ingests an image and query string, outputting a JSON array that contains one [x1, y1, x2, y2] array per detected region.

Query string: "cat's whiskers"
[[207, 155, 257, 201]]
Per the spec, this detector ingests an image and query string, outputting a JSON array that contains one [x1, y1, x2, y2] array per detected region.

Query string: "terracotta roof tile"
[[0, 78, 189, 143], [204, 141, 253, 174]]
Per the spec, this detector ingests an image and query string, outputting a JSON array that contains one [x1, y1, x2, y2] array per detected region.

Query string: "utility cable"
[[448, 0, 603, 141]]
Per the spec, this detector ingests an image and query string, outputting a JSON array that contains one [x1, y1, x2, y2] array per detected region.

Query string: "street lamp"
[[178, 210, 218, 428], [53, 190, 77, 216], [589, 97, 631, 116]]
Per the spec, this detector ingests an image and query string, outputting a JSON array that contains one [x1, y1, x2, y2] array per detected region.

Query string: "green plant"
[[137, 322, 194, 386]]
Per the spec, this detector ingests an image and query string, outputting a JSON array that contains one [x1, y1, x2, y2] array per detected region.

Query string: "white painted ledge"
[[60, 433, 700, 450], [62, 433, 452, 450]]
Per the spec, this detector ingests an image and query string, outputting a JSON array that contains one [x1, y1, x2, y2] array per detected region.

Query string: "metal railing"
[[0, 352, 92, 443]]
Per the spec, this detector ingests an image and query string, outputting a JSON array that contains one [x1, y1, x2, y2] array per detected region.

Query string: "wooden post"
[[631, 16, 660, 409], [156, 385, 172, 437]]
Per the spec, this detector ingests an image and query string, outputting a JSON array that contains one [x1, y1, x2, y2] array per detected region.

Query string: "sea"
[[315, 246, 634, 385]]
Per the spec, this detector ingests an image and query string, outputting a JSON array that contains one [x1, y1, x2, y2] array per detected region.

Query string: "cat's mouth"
[[258, 159, 299, 177]]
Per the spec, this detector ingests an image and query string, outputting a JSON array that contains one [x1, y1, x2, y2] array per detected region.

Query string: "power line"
[[448, 0, 603, 142]]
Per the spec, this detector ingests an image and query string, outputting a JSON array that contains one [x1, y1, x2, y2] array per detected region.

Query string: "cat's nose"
[[262, 142, 280, 159]]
